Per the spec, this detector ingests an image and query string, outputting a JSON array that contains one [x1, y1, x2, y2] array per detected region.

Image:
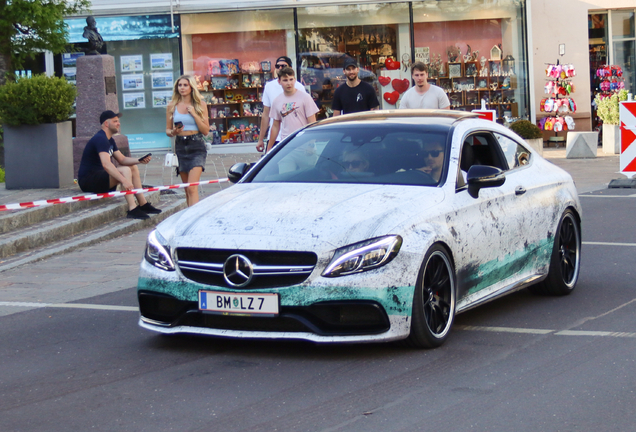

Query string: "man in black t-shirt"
[[78, 110, 161, 220], [332, 58, 379, 116]]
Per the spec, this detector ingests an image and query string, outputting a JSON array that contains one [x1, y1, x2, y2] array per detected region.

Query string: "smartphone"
[[174, 121, 183, 128], [138, 153, 152, 162]]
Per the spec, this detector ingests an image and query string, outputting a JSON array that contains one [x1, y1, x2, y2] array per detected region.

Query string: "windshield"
[[250, 123, 450, 186]]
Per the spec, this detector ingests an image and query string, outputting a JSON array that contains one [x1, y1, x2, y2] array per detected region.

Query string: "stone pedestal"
[[566, 132, 598, 159], [73, 54, 120, 177], [602, 124, 620, 154]]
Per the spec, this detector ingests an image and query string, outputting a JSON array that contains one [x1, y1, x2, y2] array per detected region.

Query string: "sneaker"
[[139, 203, 162, 214], [127, 206, 150, 220]]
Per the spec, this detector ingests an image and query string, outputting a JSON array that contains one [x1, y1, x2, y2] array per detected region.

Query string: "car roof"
[[316, 109, 478, 128]]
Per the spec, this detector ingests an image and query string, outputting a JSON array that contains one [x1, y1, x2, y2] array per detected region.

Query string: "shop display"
[[425, 57, 517, 118], [201, 66, 265, 144], [539, 61, 577, 132]]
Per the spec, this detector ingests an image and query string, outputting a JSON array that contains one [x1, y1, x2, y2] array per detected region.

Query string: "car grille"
[[175, 248, 318, 289]]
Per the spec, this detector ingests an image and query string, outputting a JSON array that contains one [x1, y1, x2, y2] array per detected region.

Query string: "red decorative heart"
[[383, 91, 399, 105], [378, 76, 391, 86], [386, 60, 401, 70], [392, 78, 409, 93]]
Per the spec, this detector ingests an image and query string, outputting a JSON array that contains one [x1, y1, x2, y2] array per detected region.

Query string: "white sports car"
[[138, 110, 581, 348]]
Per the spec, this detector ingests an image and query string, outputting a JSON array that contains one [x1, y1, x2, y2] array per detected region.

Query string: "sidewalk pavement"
[[0, 147, 629, 317]]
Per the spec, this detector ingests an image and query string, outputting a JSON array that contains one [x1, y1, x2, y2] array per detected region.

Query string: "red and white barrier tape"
[[0, 178, 229, 211]]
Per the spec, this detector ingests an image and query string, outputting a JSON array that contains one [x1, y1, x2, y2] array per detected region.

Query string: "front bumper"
[[137, 259, 416, 343]]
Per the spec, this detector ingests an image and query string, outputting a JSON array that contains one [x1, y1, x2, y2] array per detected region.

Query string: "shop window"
[[63, 15, 181, 150], [412, 1, 527, 121], [181, 10, 295, 145], [297, 3, 410, 118]]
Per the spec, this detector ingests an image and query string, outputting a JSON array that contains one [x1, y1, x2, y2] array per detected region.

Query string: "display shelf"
[[201, 72, 266, 144]]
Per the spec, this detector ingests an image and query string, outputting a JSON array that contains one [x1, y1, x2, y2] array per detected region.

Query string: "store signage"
[[619, 101, 636, 178]]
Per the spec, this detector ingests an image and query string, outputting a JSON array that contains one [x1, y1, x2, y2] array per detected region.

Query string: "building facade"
[[56, 0, 636, 151]]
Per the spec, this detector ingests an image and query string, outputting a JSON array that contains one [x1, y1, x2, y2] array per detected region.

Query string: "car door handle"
[[515, 186, 526, 196]]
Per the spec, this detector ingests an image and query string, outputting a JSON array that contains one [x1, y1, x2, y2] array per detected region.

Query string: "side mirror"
[[227, 162, 251, 184], [467, 165, 506, 198]]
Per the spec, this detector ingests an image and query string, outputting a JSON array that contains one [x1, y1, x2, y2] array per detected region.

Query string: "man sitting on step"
[[77, 110, 161, 220]]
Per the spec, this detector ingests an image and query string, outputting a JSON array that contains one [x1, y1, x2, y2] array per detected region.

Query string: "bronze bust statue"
[[83, 16, 104, 55]]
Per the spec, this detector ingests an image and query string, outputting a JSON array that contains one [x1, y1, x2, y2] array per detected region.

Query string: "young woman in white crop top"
[[166, 75, 210, 206]]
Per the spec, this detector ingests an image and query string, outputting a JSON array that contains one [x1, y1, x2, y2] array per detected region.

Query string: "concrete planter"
[[3, 121, 74, 189], [524, 138, 544, 157], [602, 124, 620, 154]]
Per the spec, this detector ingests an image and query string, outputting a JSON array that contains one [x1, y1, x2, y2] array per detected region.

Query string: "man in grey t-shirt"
[[398, 61, 450, 110]]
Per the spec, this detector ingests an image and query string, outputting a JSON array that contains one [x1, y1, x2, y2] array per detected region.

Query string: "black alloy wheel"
[[406, 244, 456, 349], [530, 209, 581, 296]]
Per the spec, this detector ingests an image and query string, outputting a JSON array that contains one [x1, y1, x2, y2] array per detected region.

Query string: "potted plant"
[[0, 74, 76, 189], [595, 89, 628, 154], [509, 119, 543, 156]]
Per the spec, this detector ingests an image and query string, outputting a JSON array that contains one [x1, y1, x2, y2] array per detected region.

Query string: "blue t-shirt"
[[78, 130, 119, 180]]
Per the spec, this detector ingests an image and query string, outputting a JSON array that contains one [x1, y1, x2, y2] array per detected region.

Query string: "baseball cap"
[[343, 58, 358, 69], [100, 110, 122, 124], [275, 56, 293, 67]]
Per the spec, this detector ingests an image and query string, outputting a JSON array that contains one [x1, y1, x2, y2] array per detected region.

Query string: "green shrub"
[[0, 166, 5, 183], [509, 119, 542, 139], [595, 89, 628, 126], [0, 74, 76, 126]]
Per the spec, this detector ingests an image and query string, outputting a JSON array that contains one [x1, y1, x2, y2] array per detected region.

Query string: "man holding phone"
[[78, 110, 162, 220]]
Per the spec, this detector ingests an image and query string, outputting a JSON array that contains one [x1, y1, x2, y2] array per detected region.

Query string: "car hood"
[[158, 182, 445, 252]]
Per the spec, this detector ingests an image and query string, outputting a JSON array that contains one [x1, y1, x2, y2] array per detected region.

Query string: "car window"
[[493, 133, 531, 169], [459, 132, 507, 174], [251, 124, 450, 187]]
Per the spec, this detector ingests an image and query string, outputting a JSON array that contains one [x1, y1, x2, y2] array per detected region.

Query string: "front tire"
[[529, 209, 581, 296], [406, 244, 456, 349]]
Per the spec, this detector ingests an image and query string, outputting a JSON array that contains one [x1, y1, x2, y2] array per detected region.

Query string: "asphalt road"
[[2, 190, 636, 431]]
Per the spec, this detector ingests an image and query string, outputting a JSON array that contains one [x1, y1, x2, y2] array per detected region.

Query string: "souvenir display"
[[200, 62, 268, 144], [540, 60, 576, 131]]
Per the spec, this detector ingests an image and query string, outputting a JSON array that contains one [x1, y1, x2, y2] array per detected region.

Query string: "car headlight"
[[322, 235, 402, 278], [144, 230, 175, 271]]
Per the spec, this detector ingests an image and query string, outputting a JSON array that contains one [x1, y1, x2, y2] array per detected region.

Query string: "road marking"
[[456, 325, 636, 338], [0, 301, 137, 312], [1, 302, 634, 338], [583, 241, 636, 247], [580, 194, 636, 198]]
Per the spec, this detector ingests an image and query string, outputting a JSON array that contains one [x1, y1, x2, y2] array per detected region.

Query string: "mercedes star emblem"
[[223, 254, 254, 287]]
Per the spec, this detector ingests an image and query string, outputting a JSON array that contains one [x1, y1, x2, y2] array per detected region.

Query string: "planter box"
[[3, 121, 74, 189], [602, 124, 620, 154], [524, 138, 543, 157]]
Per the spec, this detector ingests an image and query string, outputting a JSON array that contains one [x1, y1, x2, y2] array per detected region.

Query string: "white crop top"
[[173, 109, 199, 131]]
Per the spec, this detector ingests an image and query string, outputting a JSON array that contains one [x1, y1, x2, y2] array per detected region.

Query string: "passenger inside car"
[[416, 140, 445, 182], [341, 149, 370, 173]]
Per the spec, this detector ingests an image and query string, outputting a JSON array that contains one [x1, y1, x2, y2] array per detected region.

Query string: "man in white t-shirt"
[[268, 67, 319, 152], [256, 56, 306, 152], [399, 61, 450, 110]]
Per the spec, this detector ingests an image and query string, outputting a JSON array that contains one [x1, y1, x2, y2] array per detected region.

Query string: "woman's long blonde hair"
[[169, 75, 206, 120]]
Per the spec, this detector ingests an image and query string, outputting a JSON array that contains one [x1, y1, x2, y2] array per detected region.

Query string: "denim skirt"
[[175, 134, 207, 175]]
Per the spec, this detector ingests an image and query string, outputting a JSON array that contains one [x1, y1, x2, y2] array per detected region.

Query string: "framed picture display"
[[122, 74, 144, 91], [123, 92, 146, 109], [261, 61, 271, 72], [151, 72, 174, 89], [448, 62, 462, 78], [121, 55, 143, 72], [150, 53, 173, 70], [152, 91, 172, 108], [414, 47, 430, 64]]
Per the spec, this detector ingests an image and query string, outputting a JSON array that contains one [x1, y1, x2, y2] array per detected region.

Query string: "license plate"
[[199, 290, 279, 316]]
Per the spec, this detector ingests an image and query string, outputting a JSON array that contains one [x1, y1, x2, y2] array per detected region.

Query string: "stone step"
[[0, 196, 186, 273], [0, 191, 162, 259]]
